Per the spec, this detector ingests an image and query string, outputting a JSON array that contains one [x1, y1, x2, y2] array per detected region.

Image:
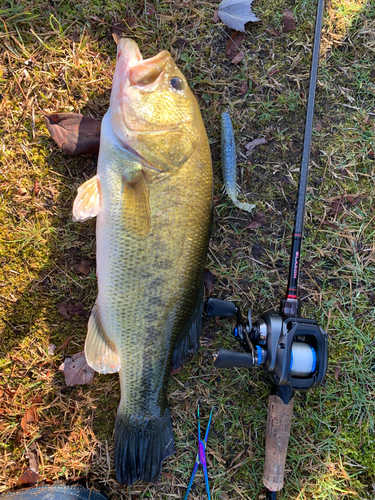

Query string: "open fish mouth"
[[116, 38, 170, 90]]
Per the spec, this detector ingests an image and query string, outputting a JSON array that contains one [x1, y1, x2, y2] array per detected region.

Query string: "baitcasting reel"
[[205, 298, 328, 391]]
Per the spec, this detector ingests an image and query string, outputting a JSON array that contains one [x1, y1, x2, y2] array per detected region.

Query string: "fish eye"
[[170, 77, 184, 91]]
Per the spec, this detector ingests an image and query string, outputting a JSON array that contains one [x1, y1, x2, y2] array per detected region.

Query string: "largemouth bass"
[[73, 39, 213, 485]]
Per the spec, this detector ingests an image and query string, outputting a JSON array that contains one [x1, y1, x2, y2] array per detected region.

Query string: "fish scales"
[[73, 38, 213, 485]]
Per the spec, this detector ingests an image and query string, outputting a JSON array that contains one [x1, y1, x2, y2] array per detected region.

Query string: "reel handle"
[[213, 349, 253, 369], [263, 393, 294, 492], [205, 298, 237, 318]]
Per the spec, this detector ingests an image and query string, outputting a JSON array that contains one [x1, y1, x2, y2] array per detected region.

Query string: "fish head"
[[110, 38, 203, 172]]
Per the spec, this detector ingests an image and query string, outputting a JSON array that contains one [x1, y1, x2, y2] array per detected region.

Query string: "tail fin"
[[115, 408, 175, 485]]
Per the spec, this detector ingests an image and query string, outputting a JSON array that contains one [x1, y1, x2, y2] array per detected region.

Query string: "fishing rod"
[[205, 0, 328, 497]]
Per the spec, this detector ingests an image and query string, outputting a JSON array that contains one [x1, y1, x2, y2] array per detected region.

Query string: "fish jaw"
[[110, 38, 171, 143], [110, 39, 143, 145], [109, 38, 198, 171]]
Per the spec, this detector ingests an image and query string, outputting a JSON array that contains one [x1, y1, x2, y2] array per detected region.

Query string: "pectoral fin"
[[122, 173, 151, 238], [73, 175, 101, 222], [85, 303, 120, 374]]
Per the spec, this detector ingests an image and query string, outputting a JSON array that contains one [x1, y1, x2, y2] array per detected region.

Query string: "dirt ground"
[[0, 0, 374, 499]]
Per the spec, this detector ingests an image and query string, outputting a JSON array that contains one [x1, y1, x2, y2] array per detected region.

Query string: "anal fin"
[[85, 303, 120, 374], [73, 175, 101, 222]]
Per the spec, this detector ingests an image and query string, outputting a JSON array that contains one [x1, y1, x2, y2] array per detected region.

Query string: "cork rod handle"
[[263, 394, 294, 492]]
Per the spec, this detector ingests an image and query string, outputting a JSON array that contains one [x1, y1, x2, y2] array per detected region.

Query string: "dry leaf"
[[173, 37, 190, 47], [225, 31, 246, 60], [245, 211, 266, 229], [21, 406, 38, 431], [18, 468, 39, 487], [59, 352, 95, 386], [74, 260, 91, 275], [204, 268, 215, 294], [329, 194, 364, 217], [218, 0, 259, 33], [265, 25, 282, 37], [283, 8, 296, 33], [56, 302, 88, 320], [48, 344, 56, 356], [231, 50, 245, 65], [330, 195, 346, 217], [346, 195, 364, 207], [45, 113, 101, 155], [16, 186, 28, 196], [212, 10, 220, 23], [252, 243, 264, 259], [245, 137, 268, 155], [112, 18, 137, 40], [26, 442, 39, 473], [170, 366, 182, 376], [240, 81, 249, 94]]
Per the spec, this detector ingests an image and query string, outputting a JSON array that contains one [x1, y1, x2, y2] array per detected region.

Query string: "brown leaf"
[[170, 366, 182, 376], [16, 186, 28, 196], [173, 37, 190, 47], [27, 442, 39, 473], [334, 364, 340, 381], [73, 260, 91, 275], [18, 468, 39, 487], [212, 10, 220, 23], [45, 113, 101, 155], [56, 302, 71, 320], [329, 194, 365, 217], [265, 25, 282, 37], [59, 352, 95, 386], [245, 137, 268, 155], [347, 195, 364, 207], [204, 268, 215, 294], [283, 9, 296, 33], [32, 180, 40, 196], [330, 196, 345, 217], [68, 29, 80, 43], [252, 244, 264, 259], [112, 18, 137, 39], [56, 302, 88, 320], [225, 31, 246, 60], [231, 50, 245, 65], [240, 81, 249, 94], [245, 211, 266, 229], [162, 472, 174, 480], [314, 123, 323, 132], [21, 406, 38, 431]]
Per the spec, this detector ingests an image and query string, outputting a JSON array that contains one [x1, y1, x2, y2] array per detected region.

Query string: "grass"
[[0, 0, 375, 498]]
